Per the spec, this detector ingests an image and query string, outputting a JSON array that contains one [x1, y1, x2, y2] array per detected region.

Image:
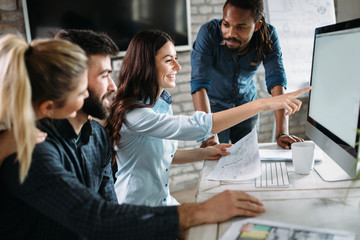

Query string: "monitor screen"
[[306, 18, 360, 180], [22, 0, 191, 57]]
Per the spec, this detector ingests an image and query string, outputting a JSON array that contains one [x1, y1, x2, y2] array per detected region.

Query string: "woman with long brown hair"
[[105, 30, 310, 207]]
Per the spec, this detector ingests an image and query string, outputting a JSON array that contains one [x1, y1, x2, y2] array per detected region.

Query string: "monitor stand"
[[314, 151, 353, 182]]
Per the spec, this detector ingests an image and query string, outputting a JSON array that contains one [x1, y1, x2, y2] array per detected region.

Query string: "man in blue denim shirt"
[[191, 0, 304, 148]]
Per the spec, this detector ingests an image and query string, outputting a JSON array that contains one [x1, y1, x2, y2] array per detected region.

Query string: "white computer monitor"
[[306, 18, 360, 181]]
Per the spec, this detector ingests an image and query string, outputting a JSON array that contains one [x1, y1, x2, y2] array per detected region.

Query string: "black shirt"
[[0, 118, 179, 239]]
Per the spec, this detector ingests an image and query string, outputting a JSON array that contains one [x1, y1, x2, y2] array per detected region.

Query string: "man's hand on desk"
[[177, 190, 266, 230], [276, 133, 304, 149]]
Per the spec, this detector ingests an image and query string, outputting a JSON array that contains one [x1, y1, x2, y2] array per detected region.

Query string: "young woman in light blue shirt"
[[105, 30, 310, 207]]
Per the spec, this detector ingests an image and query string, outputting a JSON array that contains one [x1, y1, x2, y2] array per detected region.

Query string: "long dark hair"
[[224, 0, 272, 60], [104, 30, 173, 164]]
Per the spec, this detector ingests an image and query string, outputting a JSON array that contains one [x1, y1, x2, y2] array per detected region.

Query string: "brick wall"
[[0, 0, 24, 35], [0, 0, 309, 193]]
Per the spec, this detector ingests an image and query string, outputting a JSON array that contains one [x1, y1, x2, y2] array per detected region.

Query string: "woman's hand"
[[200, 135, 220, 148], [203, 143, 232, 160], [35, 128, 47, 144], [0, 129, 17, 166], [174, 144, 231, 164], [0, 128, 47, 166], [263, 86, 311, 115]]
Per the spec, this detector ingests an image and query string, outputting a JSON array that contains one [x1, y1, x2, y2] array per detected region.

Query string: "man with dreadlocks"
[[191, 0, 304, 149]]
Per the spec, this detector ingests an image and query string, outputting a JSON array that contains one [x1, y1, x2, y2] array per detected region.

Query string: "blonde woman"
[[0, 34, 89, 182]]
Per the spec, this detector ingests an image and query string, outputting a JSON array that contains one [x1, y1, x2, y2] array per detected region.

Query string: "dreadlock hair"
[[224, 0, 272, 60]]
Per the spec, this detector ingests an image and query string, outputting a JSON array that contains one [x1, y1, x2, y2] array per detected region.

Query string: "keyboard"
[[255, 161, 290, 187]]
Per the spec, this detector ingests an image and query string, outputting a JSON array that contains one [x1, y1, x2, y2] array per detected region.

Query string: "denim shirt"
[[191, 19, 287, 109], [114, 90, 213, 206]]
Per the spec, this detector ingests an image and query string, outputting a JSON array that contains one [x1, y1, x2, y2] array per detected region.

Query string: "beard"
[[224, 37, 242, 49], [82, 89, 108, 120], [223, 37, 250, 55]]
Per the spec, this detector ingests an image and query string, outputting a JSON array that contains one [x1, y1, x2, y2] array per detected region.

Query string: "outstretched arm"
[[211, 87, 311, 135]]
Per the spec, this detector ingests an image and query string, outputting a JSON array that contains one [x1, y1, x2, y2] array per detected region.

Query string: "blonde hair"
[[0, 34, 88, 182]]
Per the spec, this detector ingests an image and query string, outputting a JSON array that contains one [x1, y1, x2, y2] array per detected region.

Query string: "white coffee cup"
[[291, 142, 315, 174]]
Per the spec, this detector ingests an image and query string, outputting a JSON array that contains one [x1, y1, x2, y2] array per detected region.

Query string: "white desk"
[[188, 142, 360, 240]]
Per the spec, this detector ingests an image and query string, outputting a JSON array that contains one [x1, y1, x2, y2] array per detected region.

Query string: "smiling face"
[[155, 41, 181, 95], [221, 4, 262, 52], [82, 54, 117, 119]]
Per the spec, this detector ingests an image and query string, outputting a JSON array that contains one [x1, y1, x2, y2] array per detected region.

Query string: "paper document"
[[259, 148, 323, 162], [207, 127, 261, 181], [221, 218, 355, 240]]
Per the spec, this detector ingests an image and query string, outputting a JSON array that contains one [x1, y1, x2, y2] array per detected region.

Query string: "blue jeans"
[[211, 101, 258, 144]]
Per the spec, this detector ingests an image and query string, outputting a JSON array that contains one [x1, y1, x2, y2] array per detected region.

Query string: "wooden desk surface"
[[188, 142, 360, 240]]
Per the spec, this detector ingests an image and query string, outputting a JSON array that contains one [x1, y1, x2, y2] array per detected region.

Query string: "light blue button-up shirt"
[[114, 90, 213, 206]]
